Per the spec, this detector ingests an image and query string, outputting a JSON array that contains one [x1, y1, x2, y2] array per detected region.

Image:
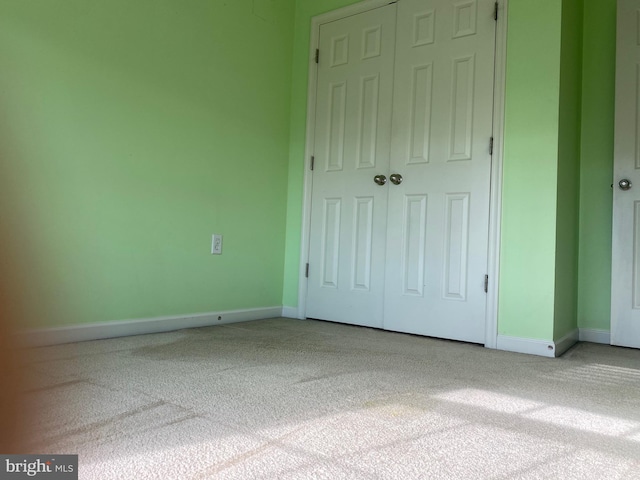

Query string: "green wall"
[[0, 0, 295, 328], [489, 0, 563, 340], [2, 0, 618, 340], [577, 0, 616, 332], [553, 0, 583, 340]]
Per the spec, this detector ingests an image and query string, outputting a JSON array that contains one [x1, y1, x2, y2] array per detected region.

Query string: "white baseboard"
[[554, 328, 579, 357], [579, 328, 611, 344], [496, 335, 556, 358], [497, 329, 579, 358], [281, 306, 302, 319], [20, 306, 283, 347]]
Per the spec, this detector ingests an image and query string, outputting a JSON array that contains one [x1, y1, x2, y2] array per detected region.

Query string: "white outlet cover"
[[211, 234, 223, 254]]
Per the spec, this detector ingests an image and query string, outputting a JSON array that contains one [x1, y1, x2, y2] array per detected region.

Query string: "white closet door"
[[306, 4, 397, 327], [383, 0, 496, 343], [612, 0, 640, 348]]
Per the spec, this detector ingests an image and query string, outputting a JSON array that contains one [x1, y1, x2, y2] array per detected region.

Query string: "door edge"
[[484, 0, 508, 349]]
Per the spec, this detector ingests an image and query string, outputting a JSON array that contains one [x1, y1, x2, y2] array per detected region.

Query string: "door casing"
[[296, 0, 509, 349]]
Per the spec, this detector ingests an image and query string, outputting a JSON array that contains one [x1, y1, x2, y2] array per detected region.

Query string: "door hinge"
[[315, 49, 319, 64], [305, 263, 310, 278], [311, 155, 315, 171], [494, 2, 499, 21], [489, 136, 494, 155], [484, 275, 489, 293]]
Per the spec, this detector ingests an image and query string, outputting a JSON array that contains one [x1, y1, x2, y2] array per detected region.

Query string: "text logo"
[[0, 455, 77, 480]]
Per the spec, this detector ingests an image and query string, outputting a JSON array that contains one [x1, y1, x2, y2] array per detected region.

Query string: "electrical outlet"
[[211, 234, 223, 254]]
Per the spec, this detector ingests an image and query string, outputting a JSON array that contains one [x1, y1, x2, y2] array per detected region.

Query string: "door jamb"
[[484, 0, 508, 349], [297, 0, 509, 351]]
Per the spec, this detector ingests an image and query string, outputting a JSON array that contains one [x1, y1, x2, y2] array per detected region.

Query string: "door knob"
[[373, 174, 387, 186], [390, 173, 403, 185], [619, 179, 632, 190]]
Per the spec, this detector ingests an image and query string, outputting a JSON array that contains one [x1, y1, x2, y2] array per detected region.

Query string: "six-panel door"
[[384, 0, 495, 343], [306, 4, 397, 327]]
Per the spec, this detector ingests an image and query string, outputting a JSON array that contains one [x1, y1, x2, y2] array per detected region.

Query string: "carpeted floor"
[[23, 317, 640, 479]]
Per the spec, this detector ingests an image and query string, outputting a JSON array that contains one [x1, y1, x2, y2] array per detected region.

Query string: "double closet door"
[[306, 0, 496, 344]]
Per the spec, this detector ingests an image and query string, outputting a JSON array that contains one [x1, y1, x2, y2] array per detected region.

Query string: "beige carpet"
[[23, 318, 640, 479]]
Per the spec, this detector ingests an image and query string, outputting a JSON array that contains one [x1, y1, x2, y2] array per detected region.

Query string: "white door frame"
[[296, 0, 508, 350]]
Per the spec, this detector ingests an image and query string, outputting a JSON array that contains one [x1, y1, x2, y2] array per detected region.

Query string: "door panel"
[[383, 0, 495, 343], [443, 192, 470, 301], [306, 4, 397, 327], [407, 64, 434, 164], [612, 0, 640, 348], [401, 194, 428, 297]]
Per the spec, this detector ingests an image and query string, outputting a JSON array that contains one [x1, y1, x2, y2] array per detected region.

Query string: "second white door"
[[612, 0, 640, 349]]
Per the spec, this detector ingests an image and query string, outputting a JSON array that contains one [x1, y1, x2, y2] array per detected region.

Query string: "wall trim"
[[497, 329, 580, 357], [579, 328, 611, 344], [282, 306, 302, 319], [554, 328, 579, 357], [19, 307, 282, 347], [497, 335, 556, 358], [310, 0, 393, 24]]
